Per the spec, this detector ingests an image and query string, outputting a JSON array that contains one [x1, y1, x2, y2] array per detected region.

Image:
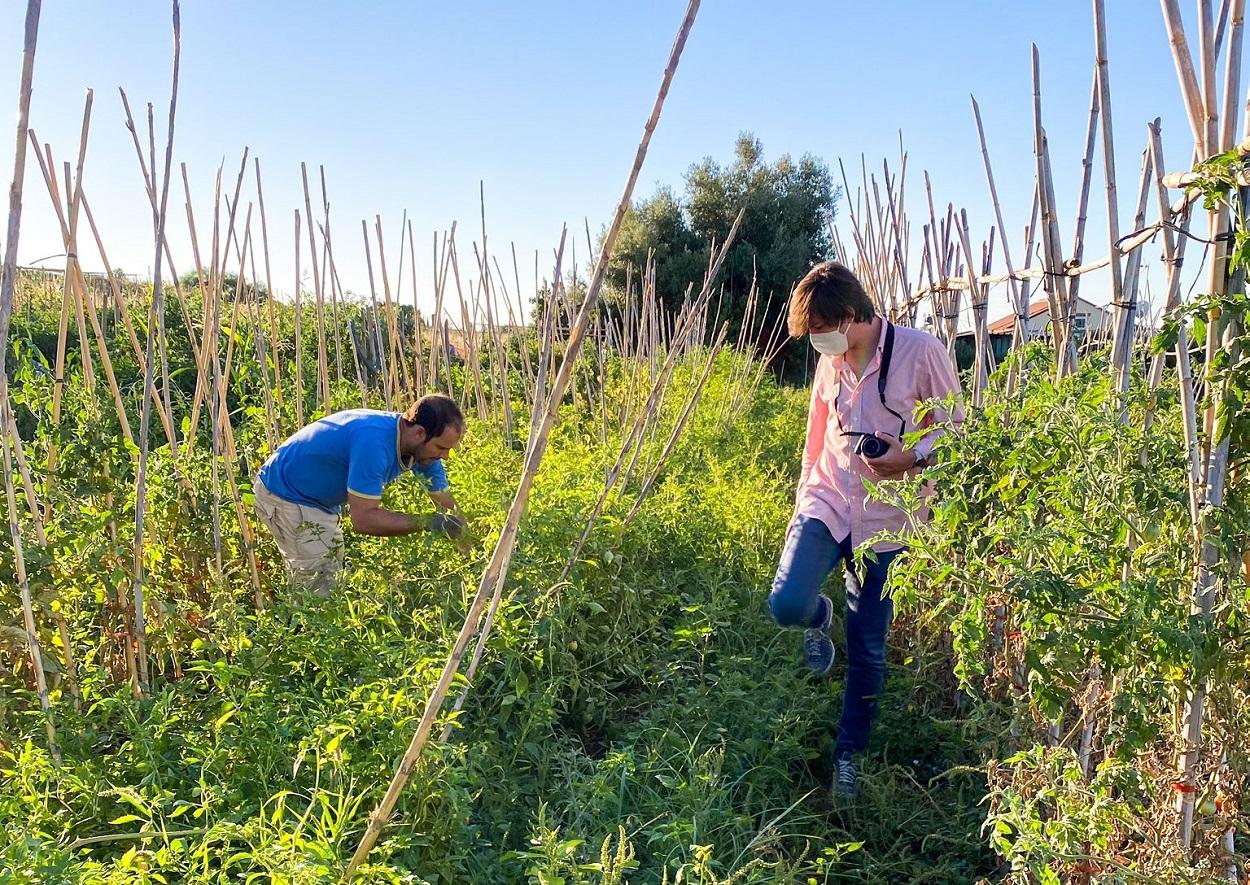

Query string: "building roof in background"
[[987, 296, 1109, 334]]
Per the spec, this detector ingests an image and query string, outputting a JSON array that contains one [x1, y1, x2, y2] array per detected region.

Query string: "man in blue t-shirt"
[[253, 393, 469, 595]]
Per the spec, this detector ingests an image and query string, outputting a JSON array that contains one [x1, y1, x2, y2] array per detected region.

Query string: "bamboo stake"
[[428, 230, 449, 393], [1177, 0, 1243, 851], [254, 158, 284, 423], [1116, 140, 1156, 402], [509, 242, 535, 398], [970, 95, 1025, 392], [0, 0, 58, 761], [131, 0, 181, 696], [374, 215, 406, 402], [210, 303, 265, 610], [301, 164, 331, 412], [246, 239, 277, 451], [208, 195, 225, 576], [27, 131, 138, 447], [294, 210, 306, 424], [1067, 67, 1100, 332], [186, 152, 249, 454], [320, 166, 345, 385], [4, 408, 79, 708], [1032, 45, 1074, 379], [1160, 0, 1211, 153], [479, 185, 514, 437], [360, 218, 392, 408], [955, 211, 988, 406], [1219, 0, 1246, 154], [37, 150, 76, 524], [1145, 124, 1194, 401], [408, 219, 425, 394], [1093, 0, 1130, 399], [179, 163, 220, 450], [118, 90, 203, 373], [447, 238, 486, 420], [344, 5, 701, 873]]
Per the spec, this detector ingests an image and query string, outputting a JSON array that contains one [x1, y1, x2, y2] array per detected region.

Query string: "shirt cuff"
[[911, 432, 941, 462]]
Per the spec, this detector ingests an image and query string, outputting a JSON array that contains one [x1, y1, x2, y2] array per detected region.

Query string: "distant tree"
[[178, 269, 269, 302], [604, 132, 839, 378]]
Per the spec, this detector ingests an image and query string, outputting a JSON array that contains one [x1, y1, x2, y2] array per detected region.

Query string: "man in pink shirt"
[[769, 261, 962, 798]]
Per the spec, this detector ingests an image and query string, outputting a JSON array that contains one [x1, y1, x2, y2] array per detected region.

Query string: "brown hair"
[[787, 261, 874, 337], [402, 394, 465, 439]]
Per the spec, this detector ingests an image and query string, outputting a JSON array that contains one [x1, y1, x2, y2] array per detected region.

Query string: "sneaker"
[[803, 594, 835, 675], [834, 755, 858, 799]]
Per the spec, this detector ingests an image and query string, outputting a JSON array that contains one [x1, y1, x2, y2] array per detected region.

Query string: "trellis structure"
[[2, 0, 1248, 878], [830, 0, 1248, 865]]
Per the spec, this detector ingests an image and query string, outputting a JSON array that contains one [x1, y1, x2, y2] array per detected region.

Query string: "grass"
[[1, 355, 1001, 883]]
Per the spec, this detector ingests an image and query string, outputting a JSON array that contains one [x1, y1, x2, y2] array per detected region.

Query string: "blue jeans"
[[768, 515, 901, 757]]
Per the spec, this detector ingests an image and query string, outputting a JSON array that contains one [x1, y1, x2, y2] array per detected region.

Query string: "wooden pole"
[[360, 218, 392, 408], [970, 95, 1025, 392], [294, 210, 306, 424], [254, 158, 284, 424], [344, 4, 701, 875], [320, 166, 345, 385], [1093, 0, 1130, 399], [0, 0, 58, 761], [131, 0, 181, 696], [408, 219, 424, 394], [1115, 139, 1156, 406], [1032, 45, 1074, 380], [118, 89, 203, 373], [301, 163, 331, 412], [1160, 0, 1211, 153], [1066, 67, 1100, 338], [374, 215, 407, 402], [27, 129, 139, 447]]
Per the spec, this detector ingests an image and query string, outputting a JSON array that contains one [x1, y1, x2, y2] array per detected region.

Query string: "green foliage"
[[0, 279, 993, 883], [6, 261, 1249, 882], [878, 346, 1250, 883]]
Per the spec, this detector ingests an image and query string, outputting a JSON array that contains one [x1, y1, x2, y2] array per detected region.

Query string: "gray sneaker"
[[834, 755, 857, 798], [803, 594, 835, 675]]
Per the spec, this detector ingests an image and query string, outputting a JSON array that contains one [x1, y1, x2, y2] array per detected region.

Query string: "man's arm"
[[346, 493, 427, 536], [862, 340, 964, 478], [910, 340, 965, 462], [347, 493, 466, 540], [798, 361, 830, 496]]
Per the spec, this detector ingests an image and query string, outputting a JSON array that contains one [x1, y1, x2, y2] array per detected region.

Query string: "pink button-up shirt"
[[795, 320, 964, 552]]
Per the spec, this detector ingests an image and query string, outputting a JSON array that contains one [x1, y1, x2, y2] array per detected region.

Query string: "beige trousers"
[[252, 479, 344, 597]]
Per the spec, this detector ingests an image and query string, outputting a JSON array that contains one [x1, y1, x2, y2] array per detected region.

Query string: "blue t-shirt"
[[257, 409, 449, 514]]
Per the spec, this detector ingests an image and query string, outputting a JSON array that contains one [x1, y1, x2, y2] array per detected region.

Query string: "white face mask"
[[809, 323, 850, 357]]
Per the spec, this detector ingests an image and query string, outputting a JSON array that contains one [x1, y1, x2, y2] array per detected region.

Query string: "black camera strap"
[[833, 319, 906, 438], [877, 321, 906, 439], [877, 320, 894, 403]]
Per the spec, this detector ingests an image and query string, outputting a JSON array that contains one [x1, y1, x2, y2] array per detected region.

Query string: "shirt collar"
[[395, 415, 415, 471]]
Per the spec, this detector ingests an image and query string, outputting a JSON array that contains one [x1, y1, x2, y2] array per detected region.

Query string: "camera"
[[849, 432, 889, 460]]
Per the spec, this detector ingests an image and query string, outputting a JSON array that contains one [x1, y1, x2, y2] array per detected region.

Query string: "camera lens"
[[861, 435, 887, 459]]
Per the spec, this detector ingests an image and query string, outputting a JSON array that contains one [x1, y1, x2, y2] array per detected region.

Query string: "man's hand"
[[860, 432, 916, 478], [428, 511, 477, 557], [429, 511, 467, 538]]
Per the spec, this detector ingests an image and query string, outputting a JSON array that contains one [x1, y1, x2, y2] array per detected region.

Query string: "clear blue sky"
[[0, 1, 1235, 324]]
